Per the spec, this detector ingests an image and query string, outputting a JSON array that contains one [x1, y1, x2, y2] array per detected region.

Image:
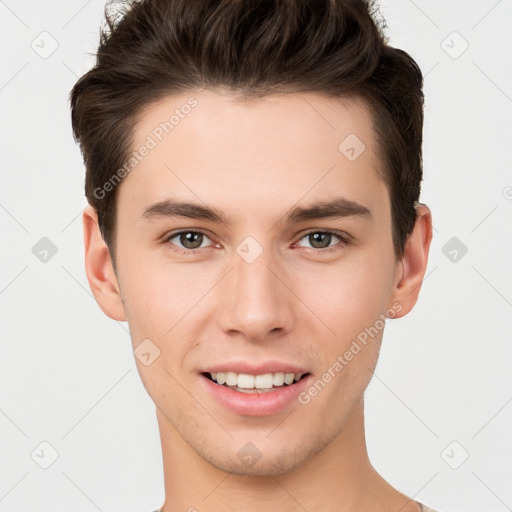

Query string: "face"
[[87, 89, 422, 477]]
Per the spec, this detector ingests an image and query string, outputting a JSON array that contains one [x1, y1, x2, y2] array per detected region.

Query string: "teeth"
[[284, 373, 294, 385], [225, 371, 237, 386], [273, 373, 285, 386], [255, 373, 274, 389], [237, 374, 255, 388], [208, 371, 304, 389]]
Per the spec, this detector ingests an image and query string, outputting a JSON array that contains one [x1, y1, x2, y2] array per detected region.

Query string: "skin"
[[83, 89, 432, 512]]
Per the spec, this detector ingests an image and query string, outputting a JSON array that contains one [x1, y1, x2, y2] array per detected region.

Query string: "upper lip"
[[200, 361, 309, 375]]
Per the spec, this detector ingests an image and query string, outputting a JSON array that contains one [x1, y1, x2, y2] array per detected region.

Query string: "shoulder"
[[418, 503, 442, 512]]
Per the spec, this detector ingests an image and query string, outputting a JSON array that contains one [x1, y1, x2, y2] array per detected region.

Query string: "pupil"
[[311, 232, 330, 248], [181, 232, 202, 249]]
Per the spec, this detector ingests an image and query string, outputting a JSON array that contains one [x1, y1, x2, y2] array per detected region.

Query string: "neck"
[[156, 399, 419, 512]]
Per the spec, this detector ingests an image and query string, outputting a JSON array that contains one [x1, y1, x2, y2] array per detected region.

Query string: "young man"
[[70, 0, 436, 510]]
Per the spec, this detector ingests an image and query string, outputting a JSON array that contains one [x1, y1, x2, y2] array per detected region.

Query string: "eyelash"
[[161, 229, 351, 256]]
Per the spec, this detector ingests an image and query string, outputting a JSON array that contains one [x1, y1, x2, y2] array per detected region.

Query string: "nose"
[[217, 243, 295, 342]]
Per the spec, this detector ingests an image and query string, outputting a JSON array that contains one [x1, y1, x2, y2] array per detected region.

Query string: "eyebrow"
[[139, 196, 373, 225]]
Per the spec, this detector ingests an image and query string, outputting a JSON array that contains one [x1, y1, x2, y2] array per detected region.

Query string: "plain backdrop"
[[1, 1, 511, 511]]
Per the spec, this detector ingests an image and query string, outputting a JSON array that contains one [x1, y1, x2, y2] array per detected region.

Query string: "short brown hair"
[[70, 0, 424, 263]]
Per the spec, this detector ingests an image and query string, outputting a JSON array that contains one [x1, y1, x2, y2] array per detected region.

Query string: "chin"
[[206, 451, 306, 477], [197, 433, 330, 477]]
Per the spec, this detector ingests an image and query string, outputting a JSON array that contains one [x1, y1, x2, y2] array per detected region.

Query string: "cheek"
[[302, 256, 395, 343], [117, 229, 396, 346], [298, 262, 392, 410], [117, 254, 214, 341]]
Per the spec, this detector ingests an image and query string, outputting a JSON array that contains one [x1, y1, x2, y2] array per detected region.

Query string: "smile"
[[205, 371, 308, 393], [201, 370, 312, 416]]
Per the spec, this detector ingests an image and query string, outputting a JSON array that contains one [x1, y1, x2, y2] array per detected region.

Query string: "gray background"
[[1, 1, 511, 511]]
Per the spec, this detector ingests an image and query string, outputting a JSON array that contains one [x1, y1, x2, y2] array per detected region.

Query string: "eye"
[[294, 230, 350, 252], [162, 228, 351, 256], [163, 230, 215, 254]]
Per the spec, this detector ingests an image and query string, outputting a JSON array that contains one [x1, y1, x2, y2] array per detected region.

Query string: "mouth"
[[202, 371, 311, 394]]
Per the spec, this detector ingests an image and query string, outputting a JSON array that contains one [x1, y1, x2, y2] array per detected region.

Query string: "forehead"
[[132, 88, 377, 162], [119, 89, 389, 223]]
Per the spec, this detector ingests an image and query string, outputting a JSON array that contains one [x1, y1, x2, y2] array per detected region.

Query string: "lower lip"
[[200, 374, 312, 416]]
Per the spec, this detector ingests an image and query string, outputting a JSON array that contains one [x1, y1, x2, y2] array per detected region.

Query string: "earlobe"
[[389, 203, 433, 318], [83, 206, 127, 321]]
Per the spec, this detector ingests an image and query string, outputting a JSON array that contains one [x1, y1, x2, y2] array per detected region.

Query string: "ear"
[[83, 205, 126, 321], [388, 203, 433, 318]]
